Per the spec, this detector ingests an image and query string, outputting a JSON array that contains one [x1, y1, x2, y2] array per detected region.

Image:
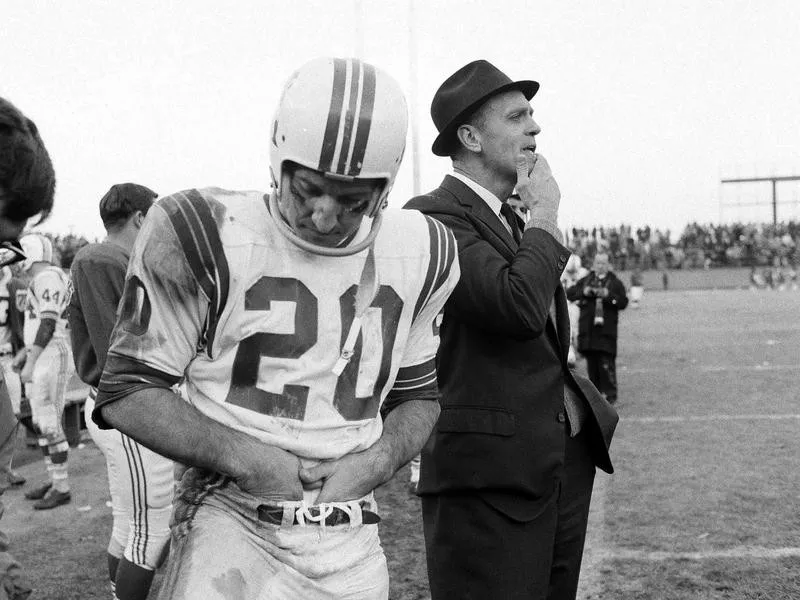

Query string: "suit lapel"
[[439, 176, 518, 256]]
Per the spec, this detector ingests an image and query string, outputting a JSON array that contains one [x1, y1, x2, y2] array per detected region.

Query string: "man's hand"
[[298, 449, 393, 504], [19, 360, 34, 384], [234, 444, 304, 502], [11, 349, 26, 372], [515, 152, 561, 223]]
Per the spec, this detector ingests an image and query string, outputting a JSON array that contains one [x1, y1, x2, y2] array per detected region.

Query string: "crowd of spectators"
[[37, 220, 800, 277], [566, 221, 799, 272]]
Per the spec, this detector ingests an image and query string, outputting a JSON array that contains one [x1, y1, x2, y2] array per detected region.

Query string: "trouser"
[[158, 468, 389, 600], [422, 428, 596, 600], [28, 340, 73, 488], [85, 392, 174, 569], [584, 351, 618, 402], [0, 355, 21, 415], [0, 377, 18, 478]]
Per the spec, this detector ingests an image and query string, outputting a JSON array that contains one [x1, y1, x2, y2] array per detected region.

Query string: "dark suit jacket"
[[405, 176, 618, 520]]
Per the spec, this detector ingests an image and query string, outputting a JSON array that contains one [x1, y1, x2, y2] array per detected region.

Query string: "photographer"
[[566, 252, 628, 403]]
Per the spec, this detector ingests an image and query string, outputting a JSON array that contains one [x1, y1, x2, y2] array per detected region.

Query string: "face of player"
[[474, 90, 540, 182], [278, 166, 383, 248], [593, 254, 610, 276]]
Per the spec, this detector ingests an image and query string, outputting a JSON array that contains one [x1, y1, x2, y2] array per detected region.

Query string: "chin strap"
[[332, 243, 378, 375]]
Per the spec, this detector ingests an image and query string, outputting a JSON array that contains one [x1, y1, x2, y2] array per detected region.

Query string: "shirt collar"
[[450, 171, 504, 218]]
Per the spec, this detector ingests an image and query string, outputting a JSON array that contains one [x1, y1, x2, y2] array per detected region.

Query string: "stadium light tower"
[[720, 175, 800, 225]]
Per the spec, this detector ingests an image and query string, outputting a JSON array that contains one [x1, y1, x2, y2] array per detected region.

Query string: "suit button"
[[557, 412, 566, 423]]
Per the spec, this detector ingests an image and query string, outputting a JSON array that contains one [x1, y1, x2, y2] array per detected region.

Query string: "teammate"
[[94, 57, 459, 599], [16, 233, 75, 509], [69, 183, 173, 600], [0, 266, 26, 490]]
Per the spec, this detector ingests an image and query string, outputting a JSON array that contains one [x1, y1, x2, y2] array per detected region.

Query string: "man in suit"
[[405, 60, 619, 600]]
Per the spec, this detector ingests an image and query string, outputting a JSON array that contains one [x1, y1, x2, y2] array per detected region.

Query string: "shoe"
[[7, 472, 26, 486], [24, 482, 52, 500], [33, 489, 71, 510]]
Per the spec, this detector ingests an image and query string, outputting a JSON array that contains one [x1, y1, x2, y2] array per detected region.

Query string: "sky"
[[2, 0, 800, 240]]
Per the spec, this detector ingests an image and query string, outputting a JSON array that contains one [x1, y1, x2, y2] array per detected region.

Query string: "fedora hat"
[[430, 60, 539, 157]]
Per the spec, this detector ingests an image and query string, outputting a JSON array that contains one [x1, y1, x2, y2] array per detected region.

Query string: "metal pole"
[[354, 0, 364, 58], [772, 178, 777, 225], [408, 0, 421, 197]]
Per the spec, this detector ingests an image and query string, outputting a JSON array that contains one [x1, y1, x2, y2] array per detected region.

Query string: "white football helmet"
[[19, 233, 54, 272], [269, 57, 409, 256]]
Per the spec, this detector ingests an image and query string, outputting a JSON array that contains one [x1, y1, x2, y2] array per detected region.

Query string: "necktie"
[[551, 299, 587, 437], [499, 202, 521, 244]]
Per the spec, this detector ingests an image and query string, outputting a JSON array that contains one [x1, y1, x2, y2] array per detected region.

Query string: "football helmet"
[[269, 57, 408, 256], [18, 233, 54, 271]]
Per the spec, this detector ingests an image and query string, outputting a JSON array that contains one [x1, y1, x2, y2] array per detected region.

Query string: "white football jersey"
[[105, 188, 458, 461], [23, 266, 71, 348]]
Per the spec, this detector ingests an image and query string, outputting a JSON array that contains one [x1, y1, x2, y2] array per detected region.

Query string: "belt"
[[257, 501, 380, 526]]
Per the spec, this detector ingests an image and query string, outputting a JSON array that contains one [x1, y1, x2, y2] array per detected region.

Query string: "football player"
[[69, 183, 174, 600], [93, 57, 459, 599], [13, 234, 74, 509], [0, 266, 26, 490]]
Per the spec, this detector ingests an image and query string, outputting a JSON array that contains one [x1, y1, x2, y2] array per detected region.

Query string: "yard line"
[[604, 547, 800, 561], [622, 364, 800, 374], [577, 471, 609, 598], [622, 414, 800, 423]]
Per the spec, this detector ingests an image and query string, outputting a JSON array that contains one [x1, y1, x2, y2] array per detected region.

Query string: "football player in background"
[[0, 266, 27, 490], [93, 57, 459, 599], [69, 183, 174, 600], [15, 233, 75, 509]]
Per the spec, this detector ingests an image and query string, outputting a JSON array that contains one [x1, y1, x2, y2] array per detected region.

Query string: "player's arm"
[[303, 223, 460, 503], [101, 386, 302, 500], [20, 274, 63, 381]]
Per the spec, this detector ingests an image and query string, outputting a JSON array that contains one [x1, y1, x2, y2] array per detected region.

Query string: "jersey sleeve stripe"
[[412, 216, 457, 320], [181, 190, 231, 353], [393, 358, 436, 386], [160, 191, 230, 356]]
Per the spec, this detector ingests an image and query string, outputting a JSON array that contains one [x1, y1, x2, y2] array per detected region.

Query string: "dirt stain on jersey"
[[212, 567, 248, 599]]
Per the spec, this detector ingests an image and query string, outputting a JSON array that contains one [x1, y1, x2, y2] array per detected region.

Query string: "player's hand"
[[298, 450, 391, 504], [515, 152, 560, 223], [19, 361, 34, 384], [11, 350, 26, 372], [235, 444, 303, 502]]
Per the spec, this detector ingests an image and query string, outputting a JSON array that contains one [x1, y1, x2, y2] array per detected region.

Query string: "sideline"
[[622, 414, 800, 423], [577, 471, 609, 599], [606, 547, 800, 561], [622, 364, 800, 374]]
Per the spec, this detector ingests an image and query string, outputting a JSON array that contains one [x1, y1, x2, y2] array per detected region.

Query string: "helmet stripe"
[[336, 58, 362, 175], [347, 62, 376, 176], [318, 57, 348, 173]]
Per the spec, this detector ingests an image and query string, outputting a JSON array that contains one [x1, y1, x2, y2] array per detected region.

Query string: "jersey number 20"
[[224, 276, 403, 422]]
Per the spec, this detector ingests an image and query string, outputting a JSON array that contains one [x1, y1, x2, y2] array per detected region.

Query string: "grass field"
[[2, 287, 799, 599]]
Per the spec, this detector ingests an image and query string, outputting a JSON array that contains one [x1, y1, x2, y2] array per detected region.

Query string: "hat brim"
[[431, 79, 539, 157]]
